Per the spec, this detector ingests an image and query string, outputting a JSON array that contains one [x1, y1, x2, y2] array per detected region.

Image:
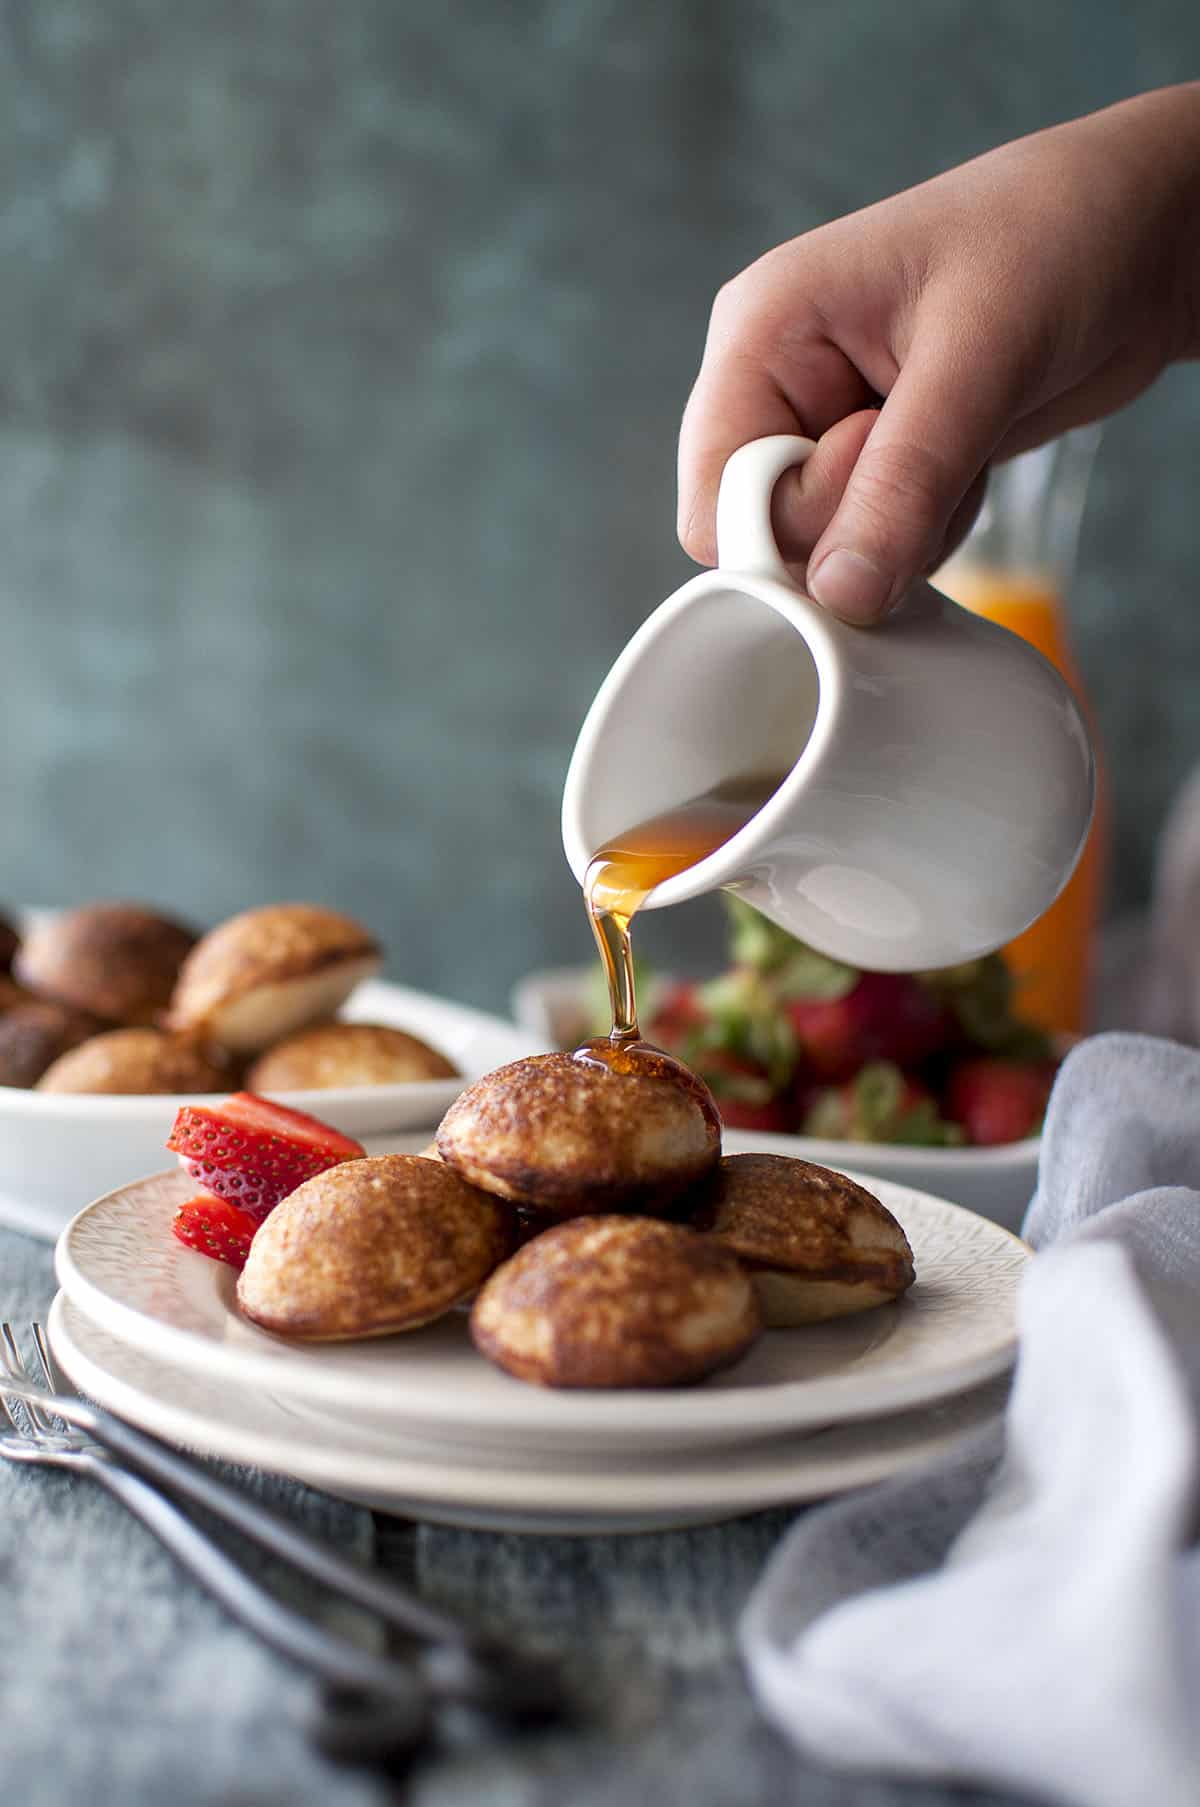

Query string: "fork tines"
[[1, 1322, 64, 1436]]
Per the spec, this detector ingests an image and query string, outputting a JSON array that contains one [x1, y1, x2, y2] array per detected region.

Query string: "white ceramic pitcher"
[[561, 434, 1095, 972]]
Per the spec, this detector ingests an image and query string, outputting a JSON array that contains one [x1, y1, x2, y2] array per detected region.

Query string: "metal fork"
[[0, 1323, 560, 1759]]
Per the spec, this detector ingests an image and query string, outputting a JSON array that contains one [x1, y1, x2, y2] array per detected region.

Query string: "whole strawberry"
[[642, 980, 707, 1052], [945, 1057, 1057, 1146], [786, 972, 952, 1081]]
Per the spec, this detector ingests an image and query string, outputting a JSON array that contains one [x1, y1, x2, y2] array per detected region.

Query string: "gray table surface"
[[1, 1223, 1040, 1807]]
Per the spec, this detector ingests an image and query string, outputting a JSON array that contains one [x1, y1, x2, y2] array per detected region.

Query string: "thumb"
[[806, 333, 1022, 623]]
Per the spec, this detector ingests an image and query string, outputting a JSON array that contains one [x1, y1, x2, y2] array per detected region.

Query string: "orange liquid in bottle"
[[937, 565, 1104, 1035]]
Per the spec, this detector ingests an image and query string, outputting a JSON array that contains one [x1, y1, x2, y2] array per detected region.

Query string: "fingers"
[[682, 392, 986, 602], [929, 466, 990, 573], [759, 410, 986, 590], [679, 241, 1038, 621], [767, 410, 879, 580], [805, 329, 1029, 622], [677, 266, 878, 567]]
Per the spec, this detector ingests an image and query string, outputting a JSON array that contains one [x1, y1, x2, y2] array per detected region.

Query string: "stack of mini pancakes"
[[238, 1047, 916, 1390]]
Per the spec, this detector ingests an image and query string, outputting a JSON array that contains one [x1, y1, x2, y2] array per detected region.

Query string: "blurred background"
[[1, 0, 1198, 1014]]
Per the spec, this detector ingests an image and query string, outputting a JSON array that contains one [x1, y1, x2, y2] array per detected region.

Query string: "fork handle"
[[56, 1397, 463, 1645], [93, 1457, 431, 1731], [19, 1348, 558, 1720], [41, 1391, 555, 1718]]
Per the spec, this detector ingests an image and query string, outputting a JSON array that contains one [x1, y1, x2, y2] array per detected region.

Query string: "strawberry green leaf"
[[804, 1062, 965, 1146], [921, 953, 1054, 1058], [723, 897, 858, 998], [801, 1087, 850, 1139], [888, 1099, 967, 1147], [701, 1063, 776, 1105], [773, 947, 860, 1003], [698, 969, 799, 1085], [851, 1061, 905, 1136]]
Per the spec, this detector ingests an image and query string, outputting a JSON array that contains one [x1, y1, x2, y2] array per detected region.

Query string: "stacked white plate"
[[49, 1133, 1029, 1535]]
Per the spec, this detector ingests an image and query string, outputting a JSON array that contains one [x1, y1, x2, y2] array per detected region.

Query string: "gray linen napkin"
[[0, 1230, 389, 1805], [741, 1032, 1200, 1807]]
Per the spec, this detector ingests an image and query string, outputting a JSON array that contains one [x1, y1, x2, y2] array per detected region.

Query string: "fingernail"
[[808, 549, 890, 623]]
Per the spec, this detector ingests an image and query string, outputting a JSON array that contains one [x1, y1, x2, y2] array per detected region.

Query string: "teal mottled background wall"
[[1, 1, 1198, 1008]]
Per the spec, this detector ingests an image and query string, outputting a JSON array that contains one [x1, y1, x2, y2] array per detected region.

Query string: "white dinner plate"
[[0, 978, 545, 1241], [55, 1132, 1029, 1455], [48, 1291, 1010, 1535]]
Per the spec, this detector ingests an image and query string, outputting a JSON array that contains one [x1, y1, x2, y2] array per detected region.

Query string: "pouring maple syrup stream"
[[581, 774, 785, 1050]]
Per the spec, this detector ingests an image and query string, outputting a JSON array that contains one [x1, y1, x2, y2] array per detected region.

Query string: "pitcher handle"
[[715, 434, 817, 585]]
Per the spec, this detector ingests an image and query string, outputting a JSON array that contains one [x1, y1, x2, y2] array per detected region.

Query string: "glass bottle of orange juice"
[[935, 428, 1105, 1036]]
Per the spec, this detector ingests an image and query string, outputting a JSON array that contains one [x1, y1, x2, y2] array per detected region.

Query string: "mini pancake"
[[689, 1153, 915, 1325], [16, 903, 196, 1026], [436, 1046, 720, 1219], [246, 1021, 457, 1090], [0, 973, 32, 1014], [36, 1028, 232, 1095], [237, 1154, 515, 1342], [168, 904, 381, 1055], [470, 1214, 761, 1388], [0, 1001, 106, 1089]]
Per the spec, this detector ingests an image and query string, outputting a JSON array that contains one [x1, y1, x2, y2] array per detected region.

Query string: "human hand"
[[678, 85, 1200, 623]]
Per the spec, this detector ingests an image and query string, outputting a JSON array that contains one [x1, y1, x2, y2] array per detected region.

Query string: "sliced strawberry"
[[220, 1091, 365, 1158], [167, 1091, 364, 1216], [181, 1159, 281, 1223], [172, 1194, 260, 1269], [945, 1057, 1057, 1146], [786, 972, 952, 1080]]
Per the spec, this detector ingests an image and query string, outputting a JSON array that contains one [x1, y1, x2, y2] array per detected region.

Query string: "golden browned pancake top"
[[247, 1021, 457, 1090], [16, 903, 196, 1026], [436, 1048, 720, 1214], [0, 1001, 107, 1089], [169, 903, 379, 1027], [0, 973, 31, 1014], [691, 1153, 914, 1288], [237, 1154, 514, 1342], [470, 1214, 760, 1388], [36, 1028, 231, 1095]]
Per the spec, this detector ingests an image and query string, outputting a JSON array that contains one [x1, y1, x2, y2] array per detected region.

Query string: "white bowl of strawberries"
[[512, 900, 1063, 1233]]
